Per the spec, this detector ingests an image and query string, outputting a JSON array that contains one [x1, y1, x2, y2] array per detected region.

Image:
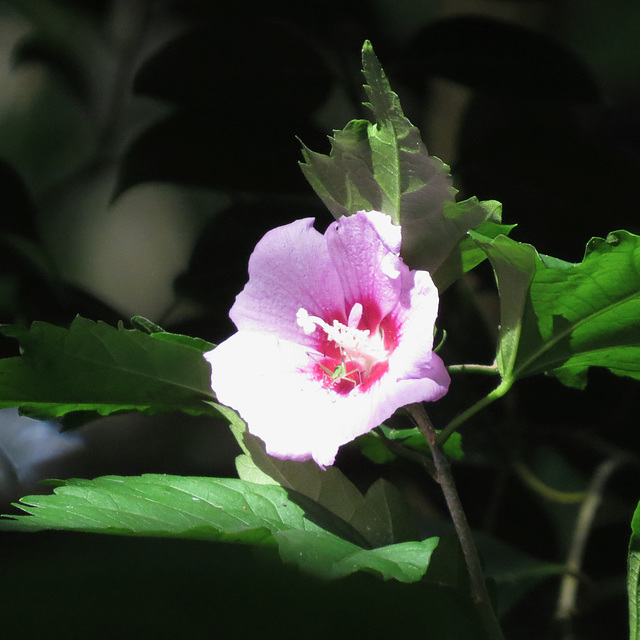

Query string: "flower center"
[[297, 304, 390, 393]]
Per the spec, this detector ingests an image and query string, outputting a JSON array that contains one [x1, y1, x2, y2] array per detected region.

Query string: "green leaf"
[[130, 315, 166, 334], [1, 474, 438, 583], [354, 429, 397, 464], [356, 425, 463, 464], [433, 214, 515, 291], [475, 230, 640, 388], [237, 431, 417, 547], [300, 41, 500, 286], [302, 39, 454, 227], [0, 317, 218, 421], [149, 331, 215, 353], [300, 44, 442, 224], [629, 501, 640, 640], [362, 478, 418, 544], [277, 530, 438, 582], [470, 232, 540, 379]]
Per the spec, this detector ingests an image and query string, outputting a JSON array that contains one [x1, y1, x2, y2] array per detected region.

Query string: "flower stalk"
[[408, 402, 505, 640]]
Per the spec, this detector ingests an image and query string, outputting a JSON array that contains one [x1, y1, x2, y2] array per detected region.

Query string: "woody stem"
[[407, 403, 505, 640]]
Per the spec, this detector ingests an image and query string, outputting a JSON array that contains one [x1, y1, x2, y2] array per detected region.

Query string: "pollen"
[[297, 304, 391, 393]]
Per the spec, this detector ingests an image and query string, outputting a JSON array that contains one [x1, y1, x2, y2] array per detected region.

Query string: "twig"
[[513, 460, 587, 504], [555, 453, 633, 638], [407, 403, 505, 640], [447, 363, 500, 375]]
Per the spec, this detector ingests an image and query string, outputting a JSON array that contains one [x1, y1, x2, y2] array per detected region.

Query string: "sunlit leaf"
[[474, 230, 640, 387], [0, 317, 217, 421], [1, 474, 439, 583], [236, 431, 417, 547], [470, 233, 539, 379], [355, 425, 463, 464]]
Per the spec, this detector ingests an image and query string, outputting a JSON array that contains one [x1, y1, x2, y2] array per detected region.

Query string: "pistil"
[[297, 305, 389, 381]]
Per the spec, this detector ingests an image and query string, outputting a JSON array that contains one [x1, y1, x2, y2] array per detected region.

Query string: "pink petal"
[[206, 332, 377, 466], [206, 210, 451, 467], [326, 211, 404, 325], [229, 218, 345, 346], [206, 331, 448, 468]]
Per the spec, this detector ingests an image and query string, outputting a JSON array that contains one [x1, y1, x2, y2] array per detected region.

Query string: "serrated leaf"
[[629, 501, 640, 640], [130, 315, 166, 334], [0, 474, 340, 549], [0, 474, 438, 583], [300, 41, 499, 285], [408, 197, 503, 287], [475, 230, 640, 388], [277, 530, 438, 582], [301, 42, 455, 230], [237, 431, 414, 547], [149, 331, 215, 352], [0, 316, 218, 421]]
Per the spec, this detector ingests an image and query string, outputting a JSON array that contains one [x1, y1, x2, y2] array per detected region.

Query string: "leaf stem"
[[513, 460, 587, 504], [408, 403, 505, 640], [447, 363, 500, 375], [436, 378, 512, 446]]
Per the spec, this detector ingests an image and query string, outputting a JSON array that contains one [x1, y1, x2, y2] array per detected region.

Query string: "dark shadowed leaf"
[[300, 41, 499, 284], [0, 531, 483, 640]]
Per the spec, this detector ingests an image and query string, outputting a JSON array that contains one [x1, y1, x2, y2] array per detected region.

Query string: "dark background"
[[0, 0, 639, 637]]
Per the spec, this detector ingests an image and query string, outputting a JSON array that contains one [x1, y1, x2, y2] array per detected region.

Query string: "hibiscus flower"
[[205, 210, 450, 467]]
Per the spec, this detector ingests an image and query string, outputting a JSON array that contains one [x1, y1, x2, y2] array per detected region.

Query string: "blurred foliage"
[[0, 1, 639, 638]]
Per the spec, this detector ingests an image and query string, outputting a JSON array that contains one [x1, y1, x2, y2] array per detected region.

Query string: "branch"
[[407, 403, 505, 640], [555, 452, 635, 638], [447, 363, 500, 375]]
